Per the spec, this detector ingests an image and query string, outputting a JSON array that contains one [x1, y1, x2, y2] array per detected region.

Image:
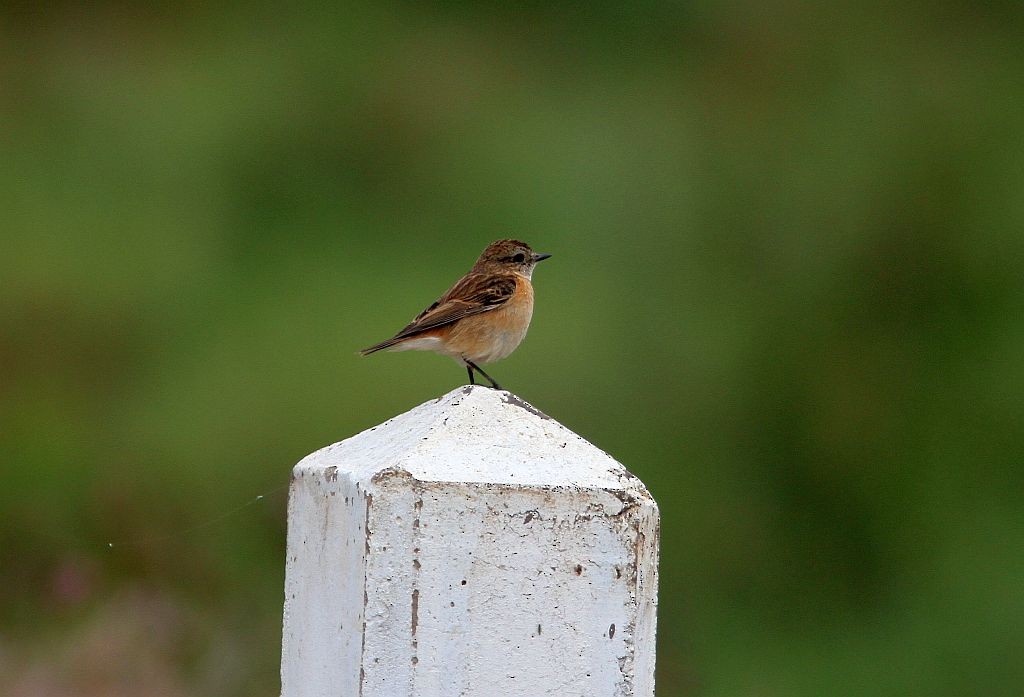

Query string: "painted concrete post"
[[280, 386, 659, 697]]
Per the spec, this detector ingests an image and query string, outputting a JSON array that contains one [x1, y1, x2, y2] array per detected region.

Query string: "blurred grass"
[[2, 2, 1024, 695]]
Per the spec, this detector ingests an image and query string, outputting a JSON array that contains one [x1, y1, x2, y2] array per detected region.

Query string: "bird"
[[360, 239, 551, 390]]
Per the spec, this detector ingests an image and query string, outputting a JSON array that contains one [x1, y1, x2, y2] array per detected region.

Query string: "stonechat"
[[360, 239, 551, 390]]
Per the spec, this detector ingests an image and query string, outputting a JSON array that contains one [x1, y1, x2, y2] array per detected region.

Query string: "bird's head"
[[473, 239, 552, 278]]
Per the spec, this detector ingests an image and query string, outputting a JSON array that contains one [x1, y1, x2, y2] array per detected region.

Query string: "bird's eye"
[[512, 253, 526, 263]]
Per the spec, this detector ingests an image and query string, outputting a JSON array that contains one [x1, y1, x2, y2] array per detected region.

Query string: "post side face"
[[360, 472, 659, 697], [281, 465, 369, 697], [628, 501, 661, 697]]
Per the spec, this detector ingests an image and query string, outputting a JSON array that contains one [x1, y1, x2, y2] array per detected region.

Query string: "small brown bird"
[[360, 239, 551, 390]]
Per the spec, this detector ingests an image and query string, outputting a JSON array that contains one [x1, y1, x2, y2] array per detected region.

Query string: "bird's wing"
[[397, 273, 516, 336], [360, 274, 516, 354]]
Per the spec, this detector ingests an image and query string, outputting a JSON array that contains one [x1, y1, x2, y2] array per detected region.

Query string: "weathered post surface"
[[280, 386, 659, 697]]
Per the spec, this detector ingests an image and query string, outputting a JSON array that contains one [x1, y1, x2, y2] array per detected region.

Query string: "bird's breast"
[[446, 277, 534, 364]]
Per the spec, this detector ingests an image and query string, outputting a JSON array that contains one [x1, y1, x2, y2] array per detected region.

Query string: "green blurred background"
[[3, 2, 1024, 695]]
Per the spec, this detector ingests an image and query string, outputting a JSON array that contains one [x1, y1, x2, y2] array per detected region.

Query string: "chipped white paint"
[[281, 386, 659, 697]]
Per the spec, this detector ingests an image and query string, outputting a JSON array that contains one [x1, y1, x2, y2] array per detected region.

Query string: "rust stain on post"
[[411, 589, 420, 636], [501, 392, 551, 420], [359, 491, 372, 697]]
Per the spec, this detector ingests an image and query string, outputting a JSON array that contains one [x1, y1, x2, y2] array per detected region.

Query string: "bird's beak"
[[532, 253, 552, 263]]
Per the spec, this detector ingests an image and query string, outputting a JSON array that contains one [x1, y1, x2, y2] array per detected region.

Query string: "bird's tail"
[[359, 338, 401, 356]]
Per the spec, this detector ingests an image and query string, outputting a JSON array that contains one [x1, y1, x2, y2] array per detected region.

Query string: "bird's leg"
[[465, 359, 502, 391], [466, 364, 476, 385]]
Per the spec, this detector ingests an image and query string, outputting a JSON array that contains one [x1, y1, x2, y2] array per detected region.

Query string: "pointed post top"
[[295, 385, 651, 496]]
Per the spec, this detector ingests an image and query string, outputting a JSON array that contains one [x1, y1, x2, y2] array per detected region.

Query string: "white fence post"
[[280, 386, 660, 697]]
